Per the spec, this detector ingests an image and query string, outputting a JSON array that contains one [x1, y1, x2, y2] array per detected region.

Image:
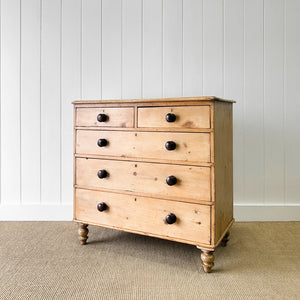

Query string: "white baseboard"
[[234, 205, 300, 221], [0, 204, 299, 221], [0, 204, 73, 221]]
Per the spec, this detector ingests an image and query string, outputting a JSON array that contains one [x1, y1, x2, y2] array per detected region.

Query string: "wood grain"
[[76, 107, 134, 127], [75, 188, 211, 245], [75, 157, 211, 203], [76, 130, 211, 163], [138, 105, 211, 129], [213, 101, 234, 244], [73, 97, 235, 270]]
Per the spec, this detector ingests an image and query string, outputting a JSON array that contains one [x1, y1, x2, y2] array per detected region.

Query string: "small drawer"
[[76, 107, 134, 127], [76, 130, 211, 163], [138, 106, 210, 129], [75, 158, 211, 203], [75, 188, 211, 245]]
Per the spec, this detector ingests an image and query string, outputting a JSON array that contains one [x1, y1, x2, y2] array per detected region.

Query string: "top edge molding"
[[72, 96, 236, 104]]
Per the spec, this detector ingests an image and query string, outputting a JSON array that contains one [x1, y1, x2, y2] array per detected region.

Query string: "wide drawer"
[[76, 107, 134, 127], [76, 130, 211, 163], [138, 106, 210, 129], [75, 158, 211, 202], [75, 188, 211, 244]]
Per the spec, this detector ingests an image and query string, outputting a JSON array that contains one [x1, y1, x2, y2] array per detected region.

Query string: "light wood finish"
[[76, 107, 134, 127], [138, 106, 211, 129], [200, 250, 215, 273], [73, 97, 234, 273], [76, 157, 211, 203], [76, 130, 211, 163], [73, 96, 236, 104], [78, 223, 88, 245], [213, 101, 234, 243], [75, 188, 211, 245]]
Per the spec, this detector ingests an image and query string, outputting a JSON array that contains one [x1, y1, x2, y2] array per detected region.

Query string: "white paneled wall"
[[1, 0, 300, 221]]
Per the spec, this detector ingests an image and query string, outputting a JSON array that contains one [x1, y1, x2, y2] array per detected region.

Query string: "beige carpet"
[[0, 222, 299, 299]]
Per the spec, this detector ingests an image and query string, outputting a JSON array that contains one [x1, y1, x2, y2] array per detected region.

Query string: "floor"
[[0, 222, 299, 299]]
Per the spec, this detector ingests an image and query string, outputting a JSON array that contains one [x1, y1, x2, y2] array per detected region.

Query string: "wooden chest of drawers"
[[73, 97, 235, 273]]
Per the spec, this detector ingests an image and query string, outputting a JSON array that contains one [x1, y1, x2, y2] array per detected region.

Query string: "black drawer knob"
[[166, 175, 177, 186], [165, 213, 177, 224], [165, 141, 176, 151], [165, 113, 176, 122], [97, 202, 107, 212], [97, 113, 107, 122], [97, 138, 108, 147], [97, 169, 108, 179]]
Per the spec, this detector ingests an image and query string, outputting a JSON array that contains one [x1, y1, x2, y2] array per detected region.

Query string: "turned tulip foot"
[[200, 249, 215, 273], [221, 231, 230, 247], [78, 223, 89, 245]]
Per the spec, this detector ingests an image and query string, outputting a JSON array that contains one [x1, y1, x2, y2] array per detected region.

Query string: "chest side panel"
[[213, 101, 234, 245]]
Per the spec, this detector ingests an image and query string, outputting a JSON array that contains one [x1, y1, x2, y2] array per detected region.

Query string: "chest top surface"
[[73, 96, 235, 105]]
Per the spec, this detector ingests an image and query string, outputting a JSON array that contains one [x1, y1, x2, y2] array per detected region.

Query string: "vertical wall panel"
[[264, 0, 285, 204], [40, 0, 61, 204], [163, 0, 182, 97], [224, 0, 244, 204], [182, 0, 203, 96], [20, 0, 41, 204], [243, 0, 264, 204], [285, 0, 300, 204], [1, 0, 300, 220], [143, 0, 163, 98], [203, 0, 223, 96], [102, 0, 121, 99], [82, 0, 101, 99], [61, 0, 81, 203], [122, 0, 142, 99], [0, 0, 21, 204]]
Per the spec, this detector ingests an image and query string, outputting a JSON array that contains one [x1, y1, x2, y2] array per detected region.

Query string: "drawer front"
[[76, 107, 134, 127], [75, 188, 211, 244], [138, 106, 210, 129], [76, 130, 211, 163], [76, 158, 211, 202]]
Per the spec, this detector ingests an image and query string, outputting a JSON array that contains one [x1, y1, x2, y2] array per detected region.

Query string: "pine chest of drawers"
[[73, 97, 235, 273]]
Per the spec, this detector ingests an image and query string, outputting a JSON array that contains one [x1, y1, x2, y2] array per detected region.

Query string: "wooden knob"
[[97, 202, 107, 212], [97, 169, 108, 179], [97, 113, 107, 122], [165, 141, 176, 151], [165, 213, 177, 224], [97, 138, 108, 147], [165, 113, 176, 122], [166, 175, 177, 186]]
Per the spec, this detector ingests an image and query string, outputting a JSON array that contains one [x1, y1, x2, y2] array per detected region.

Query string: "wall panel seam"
[[161, 0, 164, 97], [283, 0, 287, 205], [59, 0, 63, 204], [121, 0, 123, 99], [19, 0, 22, 204], [141, 0, 143, 98], [0, 0, 2, 205], [39, 0, 43, 204], [181, 0, 184, 97], [222, 0, 225, 98], [242, 0, 245, 204], [80, 0, 83, 100], [100, 0, 103, 99], [262, 0, 266, 205], [202, 0, 203, 94]]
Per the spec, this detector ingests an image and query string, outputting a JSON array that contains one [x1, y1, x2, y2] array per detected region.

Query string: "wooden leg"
[[200, 250, 215, 273], [221, 231, 230, 247], [78, 223, 89, 245]]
